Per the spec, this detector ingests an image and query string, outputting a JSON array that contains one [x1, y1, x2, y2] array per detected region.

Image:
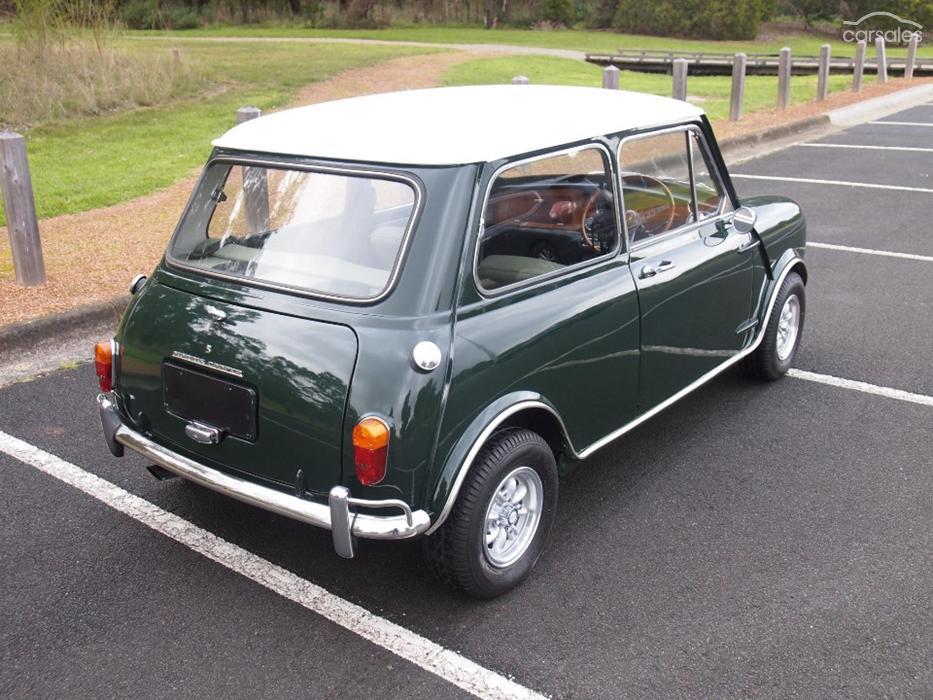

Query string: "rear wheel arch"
[[426, 396, 574, 535]]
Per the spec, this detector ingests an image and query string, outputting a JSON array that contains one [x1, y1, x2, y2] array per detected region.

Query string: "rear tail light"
[[352, 417, 390, 486], [95, 340, 114, 393]]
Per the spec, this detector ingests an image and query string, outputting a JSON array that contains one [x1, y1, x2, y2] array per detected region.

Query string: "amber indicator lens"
[[352, 417, 389, 486], [94, 341, 113, 393]]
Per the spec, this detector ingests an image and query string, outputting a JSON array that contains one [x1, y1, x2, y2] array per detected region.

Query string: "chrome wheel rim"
[[483, 466, 543, 568], [776, 294, 800, 361]]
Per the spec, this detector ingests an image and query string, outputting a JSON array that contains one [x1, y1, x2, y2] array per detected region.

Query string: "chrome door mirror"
[[731, 206, 757, 234]]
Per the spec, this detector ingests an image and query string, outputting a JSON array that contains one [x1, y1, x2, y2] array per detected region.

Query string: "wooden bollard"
[[777, 47, 792, 111], [730, 53, 747, 121], [0, 131, 46, 287], [511, 75, 530, 85], [672, 58, 688, 101], [602, 65, 620, 90], [852, 40, 866, 92], [817, 44, 831, 101], [235, 107, 269, 234], [905, 34, 918, 80], [875, 36, 888, 83]]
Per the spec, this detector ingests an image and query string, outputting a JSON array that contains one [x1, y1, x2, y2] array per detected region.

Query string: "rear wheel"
[[742, 271, 805, 381], [424, 428, 558, 598]]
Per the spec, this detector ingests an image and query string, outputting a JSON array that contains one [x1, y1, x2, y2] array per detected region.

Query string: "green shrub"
[[540, 0, 575, 25], [611, 0, 769, 39]]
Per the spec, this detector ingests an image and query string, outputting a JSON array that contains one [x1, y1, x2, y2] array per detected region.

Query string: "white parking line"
[[867, 121, 933, 127], [731, 173, 933, 194], [800, 143, 933, 153], [0, 431, 546, 700], [809, 242, 933, 263], [788, 369, 933, 407]]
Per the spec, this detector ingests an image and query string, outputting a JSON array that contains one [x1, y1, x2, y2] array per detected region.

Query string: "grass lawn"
[[0, 39, 437, 224], [144, 24, 933, 59], [443, 55, 862, 121]]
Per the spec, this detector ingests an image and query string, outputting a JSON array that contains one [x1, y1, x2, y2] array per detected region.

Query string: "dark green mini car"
[[95, 86, 807, 598]]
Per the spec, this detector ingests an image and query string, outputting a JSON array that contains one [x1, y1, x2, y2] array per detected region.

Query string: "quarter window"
[[477, 148, 618, 292], [690, 132, 726, 219], [619, 128, 726, 245]]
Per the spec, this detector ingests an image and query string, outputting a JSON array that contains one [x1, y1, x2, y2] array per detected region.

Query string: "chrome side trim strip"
[[429, 257, 805, 533], [578, 257, 803, 458]]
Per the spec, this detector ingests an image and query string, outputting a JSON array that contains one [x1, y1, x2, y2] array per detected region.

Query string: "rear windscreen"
[[169, 162, 419, 300]]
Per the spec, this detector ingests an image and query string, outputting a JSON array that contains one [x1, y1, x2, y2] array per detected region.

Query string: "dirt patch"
[[0, 50, 481, 328]]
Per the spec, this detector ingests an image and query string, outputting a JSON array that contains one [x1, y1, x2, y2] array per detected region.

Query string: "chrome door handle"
[[737, 236, 761, 253], [639, 260, 675, 279]]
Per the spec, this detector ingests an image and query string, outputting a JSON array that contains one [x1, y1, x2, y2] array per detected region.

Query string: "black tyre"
[[742, 271, 805, 381], [424, 428, 558, 599]]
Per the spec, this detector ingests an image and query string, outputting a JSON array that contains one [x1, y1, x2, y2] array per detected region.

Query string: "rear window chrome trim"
[[617, 123, 731, 252], [472, 142, 624, 299], [165, 155, 425, 306]]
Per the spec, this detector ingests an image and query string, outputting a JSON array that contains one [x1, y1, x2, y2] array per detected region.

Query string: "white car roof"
[[213, 85, 705, 167]]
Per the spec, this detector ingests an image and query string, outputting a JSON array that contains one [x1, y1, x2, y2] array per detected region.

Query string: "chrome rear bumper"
[[97, 393, 431, 558]]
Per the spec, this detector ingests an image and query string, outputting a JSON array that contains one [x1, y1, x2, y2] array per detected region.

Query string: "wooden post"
[[172, 48, 182, 64], [235, 107, 269, 234], [875, 36, 888, 83], [0, 132, 46, 287], [852, 40, 866, 92], [777, 47, 792, 111], [511, 75, 530, 85], [905, 34, 918, 80], [672, 58, 688, 101], [602, 65, 620, 90], [817, 44, 831, 101], [730, 53, 747, 121]]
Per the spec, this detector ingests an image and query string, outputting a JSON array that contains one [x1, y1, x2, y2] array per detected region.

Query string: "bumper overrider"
[[97, 393, 431, 558]]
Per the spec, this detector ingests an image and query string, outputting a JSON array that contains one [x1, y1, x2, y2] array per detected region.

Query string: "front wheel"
[[742, 270, 805, 381], [424, 428, 558, 598]]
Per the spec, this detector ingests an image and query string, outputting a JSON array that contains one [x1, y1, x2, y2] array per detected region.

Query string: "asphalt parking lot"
[[2, 101, 932, 699]]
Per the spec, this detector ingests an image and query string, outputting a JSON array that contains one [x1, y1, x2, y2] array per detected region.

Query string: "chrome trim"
[[128, 274, 147, 295], [425, 400, 571, 536], [97, 394, 430, 554], [472, 142, 624, 298], [184, 421, 223, 445], [429, 257, 806, 533], [171, 351, 243, 379], [165, 156, 424, 306]]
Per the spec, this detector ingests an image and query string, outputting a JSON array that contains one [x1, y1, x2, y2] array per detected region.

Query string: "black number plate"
[[162, 362, 258, 442]]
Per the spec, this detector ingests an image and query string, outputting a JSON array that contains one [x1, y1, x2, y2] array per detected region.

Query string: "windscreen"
[[169, 163, 419, 300]]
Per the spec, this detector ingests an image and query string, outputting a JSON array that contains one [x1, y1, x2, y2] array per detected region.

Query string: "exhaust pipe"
[[147, 464, 179, 481]]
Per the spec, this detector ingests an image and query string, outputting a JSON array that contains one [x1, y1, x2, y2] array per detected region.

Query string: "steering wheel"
[[619, 174, 677, 236], [580, 187, 615, 252]]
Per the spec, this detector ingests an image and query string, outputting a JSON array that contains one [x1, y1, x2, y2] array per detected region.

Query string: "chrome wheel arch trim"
[[427, 255, 806, 535], [424, 399, 573, 536]]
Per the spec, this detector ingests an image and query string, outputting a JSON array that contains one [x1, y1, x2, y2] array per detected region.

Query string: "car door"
[[619, 125, 754, 411]]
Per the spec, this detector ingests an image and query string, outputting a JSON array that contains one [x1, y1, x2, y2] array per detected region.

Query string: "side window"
[[619, 130, 696, 245], [477, 148, 618, 293], [690, 132, 727, 219]]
